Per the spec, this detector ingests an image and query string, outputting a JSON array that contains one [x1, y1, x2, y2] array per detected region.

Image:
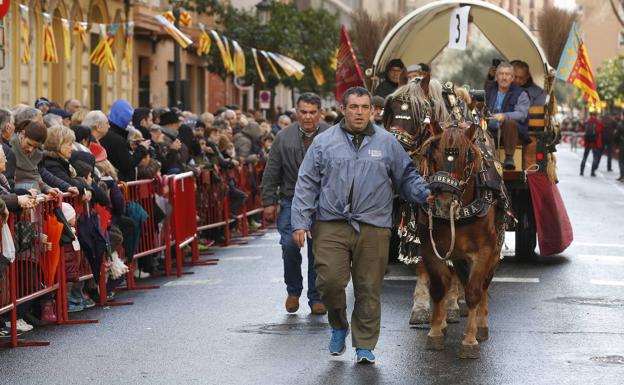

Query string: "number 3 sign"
[[448, 6, 471, 51]]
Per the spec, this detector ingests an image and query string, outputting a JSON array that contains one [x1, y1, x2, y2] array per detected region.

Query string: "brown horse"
[[417, 123, 506, 359]]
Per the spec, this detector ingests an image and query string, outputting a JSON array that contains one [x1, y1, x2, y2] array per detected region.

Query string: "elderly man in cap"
[[406, 63, 431, 81], [47, 109, 73, 128], [373, 58, 405, 99]]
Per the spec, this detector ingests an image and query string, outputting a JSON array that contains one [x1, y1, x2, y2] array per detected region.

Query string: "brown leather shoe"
[[310, 302, 327, 315], [285, 295, 300, 313]]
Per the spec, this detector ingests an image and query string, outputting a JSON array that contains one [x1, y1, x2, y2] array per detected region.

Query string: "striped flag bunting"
[[19, 5, 31, 64], [154, 15, 192, 49], [252, 48, 266, 83], [42, 13, 59, 63]]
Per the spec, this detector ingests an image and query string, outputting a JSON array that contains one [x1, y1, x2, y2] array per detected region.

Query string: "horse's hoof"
[[477, 327, 489, 342], [458, 301, 469, 317], [458, 343, 480, 359], [446, 308, 460, 323], [409, 309, 431, 325], [426, 335, 445, 351]]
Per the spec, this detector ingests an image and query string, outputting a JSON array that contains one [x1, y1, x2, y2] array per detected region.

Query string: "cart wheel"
[[514, 191, 537, 261]]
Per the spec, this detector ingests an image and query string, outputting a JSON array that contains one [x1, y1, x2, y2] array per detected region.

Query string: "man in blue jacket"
[[485, 62, 530, 170], [291, 87, 430, 364]]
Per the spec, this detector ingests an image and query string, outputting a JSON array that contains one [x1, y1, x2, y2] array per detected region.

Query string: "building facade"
[[0, 0, 133, 110], [576, 0, 624, 70], [0, 0, 237, 114]]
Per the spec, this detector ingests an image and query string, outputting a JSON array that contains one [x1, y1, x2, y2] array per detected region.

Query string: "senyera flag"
[[556, 22, 600, 104], [335, 24, 364, 103]]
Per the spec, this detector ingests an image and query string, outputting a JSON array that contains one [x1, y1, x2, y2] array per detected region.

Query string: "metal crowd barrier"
[[0, 162, 269, 348]]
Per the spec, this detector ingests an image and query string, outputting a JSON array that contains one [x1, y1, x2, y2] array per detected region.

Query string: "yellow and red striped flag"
[[124, 21, 134, 70], [197, 23, 211, 56], [61, 19, 71, 61], [179, 11, 192, 27], [154, 15, 192, 49], [89, 24, 118, 72], [312, 65, 326, 86], [19, 5, 30, 64], [42, 13, 59, 63], [73, 21, 88, 46], [556, 22, 600, 104]]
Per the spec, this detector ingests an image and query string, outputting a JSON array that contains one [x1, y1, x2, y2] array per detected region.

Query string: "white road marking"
[[383, 276, 540, 283], [574, 242, 624, 248], [219, 256, 263, 261], [223, 243, 280, 249], [164, 279, 222, 286], [384, 276, 416, 281], [590, 279, 624, 287], [577, 255, 624, 264], [492, 277, 540, 283]]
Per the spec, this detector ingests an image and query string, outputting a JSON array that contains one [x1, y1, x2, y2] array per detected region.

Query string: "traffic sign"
[[259, 90, 271, 110], [0, 0, 10, 20]]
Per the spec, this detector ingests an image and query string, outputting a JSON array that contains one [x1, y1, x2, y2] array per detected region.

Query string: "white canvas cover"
[[372, 0, 551, 88]]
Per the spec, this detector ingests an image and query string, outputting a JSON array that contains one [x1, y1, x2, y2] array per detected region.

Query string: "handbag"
[[14, 221, 36, 252]]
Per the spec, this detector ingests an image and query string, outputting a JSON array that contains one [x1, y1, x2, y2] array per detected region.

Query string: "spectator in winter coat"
[[8, 120, 63, 195], [41, 125, 88, 197], [0, 145, 36, 212], [99, 100, 149, 181], [580, 111, 604, 177], [232, 121, 262, 164], [373, 58, 405, 99]]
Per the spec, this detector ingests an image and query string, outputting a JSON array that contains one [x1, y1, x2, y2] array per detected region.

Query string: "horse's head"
[[421, 123, 479, 217]]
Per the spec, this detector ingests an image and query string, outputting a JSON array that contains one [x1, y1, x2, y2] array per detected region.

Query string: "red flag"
[[335, 24, 364, 102]]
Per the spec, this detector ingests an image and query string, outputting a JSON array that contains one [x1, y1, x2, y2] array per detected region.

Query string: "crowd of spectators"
[[0, 96, 341, 337]]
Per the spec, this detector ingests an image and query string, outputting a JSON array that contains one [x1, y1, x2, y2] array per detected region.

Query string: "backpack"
[[584, 121, 597, 143]]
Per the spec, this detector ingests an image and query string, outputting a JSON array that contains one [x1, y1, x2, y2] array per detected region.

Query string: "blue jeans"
[[277, 198, 320, 305]]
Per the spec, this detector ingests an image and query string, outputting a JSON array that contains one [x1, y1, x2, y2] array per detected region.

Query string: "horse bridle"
[[426, 132, 478, 261]]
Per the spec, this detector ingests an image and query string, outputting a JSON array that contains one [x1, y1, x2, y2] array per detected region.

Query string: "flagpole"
[[172, 0, 183, 109]]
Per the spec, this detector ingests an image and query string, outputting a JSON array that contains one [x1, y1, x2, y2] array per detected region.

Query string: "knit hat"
[[159, 110, 182, 126], [108, 99, 134, 129], [108, 225, 124, 250], [70, 150, 96, 169], [35, 97, 50, 109], [73, 160, 93, 179], [61, 202, 76, 224], [89, 142, 108, 162], [387, 59, 405, 70], [47, 108, 72, 119]]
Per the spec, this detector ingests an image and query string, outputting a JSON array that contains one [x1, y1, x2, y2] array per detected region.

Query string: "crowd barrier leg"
[[57, 249, 97, 325], [97, 258, 133, 307]]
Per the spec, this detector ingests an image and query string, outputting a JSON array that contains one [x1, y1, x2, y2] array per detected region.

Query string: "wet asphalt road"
[[1, 145, 624, 385]]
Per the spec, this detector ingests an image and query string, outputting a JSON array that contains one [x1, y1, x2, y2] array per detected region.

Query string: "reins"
[[428, 200, 459, 261]]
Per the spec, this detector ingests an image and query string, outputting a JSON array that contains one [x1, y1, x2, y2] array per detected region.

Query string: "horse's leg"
[[477, 249, 501, 342], [445, 271, 461, 323], [458, 251, 494, 359], [476, 292, 489, 342], [410, 261, 431, 325], [425, 262, 451, 350]]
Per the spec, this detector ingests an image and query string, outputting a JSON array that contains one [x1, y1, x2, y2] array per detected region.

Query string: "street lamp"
[[256, 0, 272, 26], [172, 0, 183, 108]]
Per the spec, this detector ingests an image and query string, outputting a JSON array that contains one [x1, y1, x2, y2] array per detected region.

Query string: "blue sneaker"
[[67, 302, 84, 313], [329, 328, 348, 356], [355, 348, 375, 364]]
